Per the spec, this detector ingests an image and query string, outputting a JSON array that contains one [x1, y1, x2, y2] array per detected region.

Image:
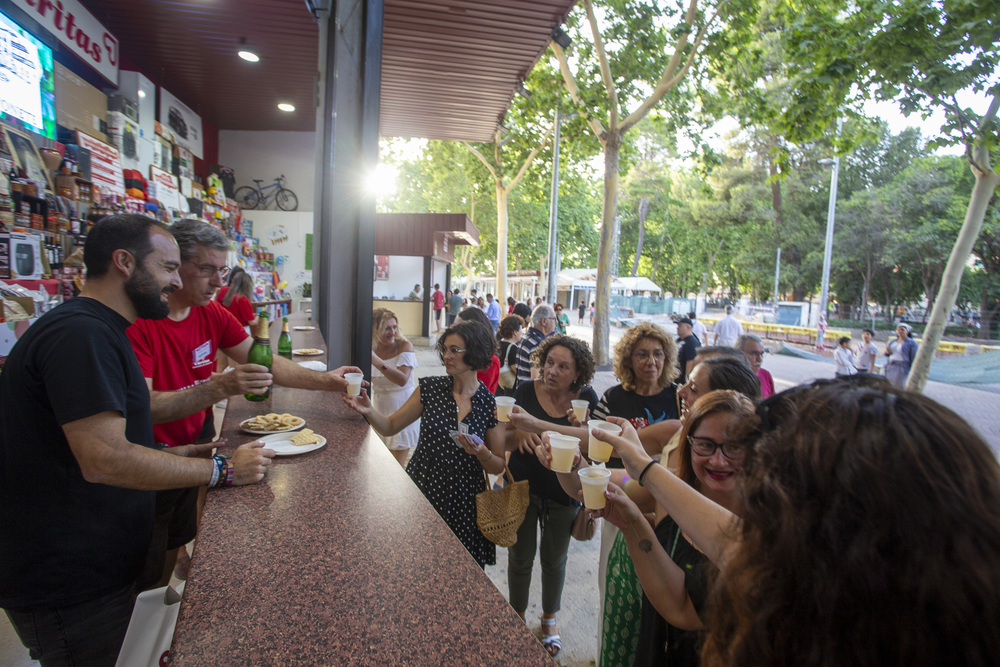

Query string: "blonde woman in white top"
[[370, 308, 420, 465]]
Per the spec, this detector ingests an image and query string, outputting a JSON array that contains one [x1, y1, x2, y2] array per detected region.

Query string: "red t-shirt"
[[477, 354, 500, 394], [128, 301, 248, 446], [221, 293, 255, 327], [432, 290, 445, 310], [756, 367, 775, 398]]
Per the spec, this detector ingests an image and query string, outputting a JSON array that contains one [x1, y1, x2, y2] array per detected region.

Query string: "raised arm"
[[599, 417, 739, 566], [599, 484, 704, 630], [343, 386, 423, 437]]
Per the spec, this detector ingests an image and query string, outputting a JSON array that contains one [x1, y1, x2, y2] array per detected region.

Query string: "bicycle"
[[234, 175, 299, 211]]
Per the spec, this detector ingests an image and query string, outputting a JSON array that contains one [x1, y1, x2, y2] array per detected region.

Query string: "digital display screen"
[[0, 9, 56, 139]]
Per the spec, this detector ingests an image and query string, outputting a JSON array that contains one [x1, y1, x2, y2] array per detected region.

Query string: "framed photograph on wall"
[[2, 123, 52, 190]]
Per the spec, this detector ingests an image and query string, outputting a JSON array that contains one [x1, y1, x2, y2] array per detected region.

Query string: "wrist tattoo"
[[638, 539, 653, 553]]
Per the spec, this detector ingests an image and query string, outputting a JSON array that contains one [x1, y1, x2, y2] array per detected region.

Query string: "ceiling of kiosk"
[[79, 0, 577, 142]]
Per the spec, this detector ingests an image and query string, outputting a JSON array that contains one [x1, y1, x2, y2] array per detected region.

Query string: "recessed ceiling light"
[[278, 103, 295, 112], [237, 37, 259, 62]]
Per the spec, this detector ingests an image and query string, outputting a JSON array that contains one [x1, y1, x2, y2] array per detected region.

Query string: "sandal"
[[540, 616, 561, 658]]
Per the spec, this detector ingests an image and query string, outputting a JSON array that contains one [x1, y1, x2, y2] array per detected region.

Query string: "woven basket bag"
[[475, 465, 529, 547]]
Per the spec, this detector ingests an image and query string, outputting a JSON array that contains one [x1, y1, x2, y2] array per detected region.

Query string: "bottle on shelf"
[[246, 310, 273, 402], [278, 316, 293, 359]]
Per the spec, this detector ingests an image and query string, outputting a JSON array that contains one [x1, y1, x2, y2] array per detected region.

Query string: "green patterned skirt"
[[600, 530, 643, 666]]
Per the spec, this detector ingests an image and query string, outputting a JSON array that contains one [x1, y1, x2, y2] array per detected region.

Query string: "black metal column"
[[312, 0, 383, 376], [422, 256, 432, 337]]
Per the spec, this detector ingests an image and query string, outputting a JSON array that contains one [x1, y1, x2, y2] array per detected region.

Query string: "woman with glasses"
[[456, 307, 501, 393], [597, 391, 754, 666], [343, 321, 505, 569], [554, 303, 570, 334], [504, 334, 598, 657], [595, 377, 1000, 666]]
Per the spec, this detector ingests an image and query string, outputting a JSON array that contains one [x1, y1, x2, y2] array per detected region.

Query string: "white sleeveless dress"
[[371, 351, 420, 450]]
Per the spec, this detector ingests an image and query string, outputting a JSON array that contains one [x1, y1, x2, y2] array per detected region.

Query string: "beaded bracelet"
[[637, 460, 657, 486], [222, 458, 235, 486], [209, 454, 227, 487]]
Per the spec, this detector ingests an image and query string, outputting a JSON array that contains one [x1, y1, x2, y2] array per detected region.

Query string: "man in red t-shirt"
[[128, 219, 361, 589], [432, 283, 445, 333]]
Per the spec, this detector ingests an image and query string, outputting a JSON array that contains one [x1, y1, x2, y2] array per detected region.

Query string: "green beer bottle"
[[278, 316, 293, 359], [246, 310, 273, 402]]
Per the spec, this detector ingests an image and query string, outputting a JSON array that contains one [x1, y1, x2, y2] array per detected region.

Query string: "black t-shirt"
[[634, 515, 713, 667], [590, 383, 679, 469], [591, 384, 679, 428], [676, 335, 701, 384], [508, 381, 598, 505], [0, 297, 156, 608]]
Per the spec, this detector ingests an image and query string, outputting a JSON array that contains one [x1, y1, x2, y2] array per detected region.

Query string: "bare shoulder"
[[399, 340, 414, 354]]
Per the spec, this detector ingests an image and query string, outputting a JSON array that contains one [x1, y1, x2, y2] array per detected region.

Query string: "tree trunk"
[[594, 132, 621, 365], [632, 197, 649, 276], [907, 144, 1000, 391], [494, 182, 509, 305]]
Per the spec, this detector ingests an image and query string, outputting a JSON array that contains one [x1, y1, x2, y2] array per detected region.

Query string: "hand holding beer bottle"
[[246, 310, 273, 402]]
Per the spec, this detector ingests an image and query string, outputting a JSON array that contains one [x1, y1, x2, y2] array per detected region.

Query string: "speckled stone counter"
[[169, 317, 551, 664]]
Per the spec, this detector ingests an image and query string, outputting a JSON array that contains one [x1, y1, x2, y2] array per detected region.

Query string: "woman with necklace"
[[369, 308, 419, 465]]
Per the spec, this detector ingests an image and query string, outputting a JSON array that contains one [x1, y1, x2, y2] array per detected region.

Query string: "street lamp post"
[[546, 109, 578, 304], [817, 149, 841, 349]]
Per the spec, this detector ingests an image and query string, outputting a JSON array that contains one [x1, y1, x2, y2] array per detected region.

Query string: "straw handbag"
[[475, 465, 529, 547]]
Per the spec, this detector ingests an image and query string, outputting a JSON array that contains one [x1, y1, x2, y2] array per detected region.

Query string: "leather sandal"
[[540, 616, 561, 657]]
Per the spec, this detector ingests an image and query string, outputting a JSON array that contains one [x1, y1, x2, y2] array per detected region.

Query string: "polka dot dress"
[[407, 375, 498, 568]]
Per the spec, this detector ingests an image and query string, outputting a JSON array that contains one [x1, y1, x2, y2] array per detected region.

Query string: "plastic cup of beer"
[[548, 434, 580, 473], [571, 400, 589, 422], [587, 420, 622, 463], [578, 467, 612, 509], [345, 373, 363, 396], [495, 396, 516, 422]]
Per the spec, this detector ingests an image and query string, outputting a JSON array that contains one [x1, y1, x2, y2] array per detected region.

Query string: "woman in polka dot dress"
[[344, 321, 506, 568]]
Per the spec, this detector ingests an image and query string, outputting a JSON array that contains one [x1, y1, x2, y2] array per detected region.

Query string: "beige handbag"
[[475, 465, 529, 547]]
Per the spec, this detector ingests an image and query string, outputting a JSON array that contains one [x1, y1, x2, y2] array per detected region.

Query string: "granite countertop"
[[169, 317, 551, 664]]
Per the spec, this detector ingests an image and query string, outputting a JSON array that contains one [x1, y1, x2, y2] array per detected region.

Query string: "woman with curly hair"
[[505, 334, 598, 657], [344, 321, 506, 568], [496, 314, 525, 398], [369, 308, 419, 465], [595, 376, 1000, 667]]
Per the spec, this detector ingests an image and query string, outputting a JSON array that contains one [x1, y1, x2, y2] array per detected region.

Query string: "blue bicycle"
[[234, 175, 299, 211]]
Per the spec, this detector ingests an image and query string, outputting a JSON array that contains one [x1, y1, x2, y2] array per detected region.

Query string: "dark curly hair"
[[612, 321, 679, 391], [530, 334, 595, 392], [702, 377, 1000, 667], [437, 321, 494, 372]]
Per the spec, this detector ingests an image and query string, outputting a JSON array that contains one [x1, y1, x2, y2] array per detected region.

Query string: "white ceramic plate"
[[293, 325, 316, 331], [239, 417, 306, 435], [255, 432, 327, 456], [292, 348, 323, 356]]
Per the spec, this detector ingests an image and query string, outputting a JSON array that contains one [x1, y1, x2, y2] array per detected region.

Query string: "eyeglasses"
[[687, 435, 745, 460], [441, 346, 467, 357], [185, 260, 230, 280], [633, 349, 666, 362]]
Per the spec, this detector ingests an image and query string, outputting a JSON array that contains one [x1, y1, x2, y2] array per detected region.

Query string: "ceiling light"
[[238, 37, 259, 62], [278, 103, 295, 112]]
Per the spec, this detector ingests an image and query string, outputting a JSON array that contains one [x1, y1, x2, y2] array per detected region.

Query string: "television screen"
[[0, 9, 56, 139]]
